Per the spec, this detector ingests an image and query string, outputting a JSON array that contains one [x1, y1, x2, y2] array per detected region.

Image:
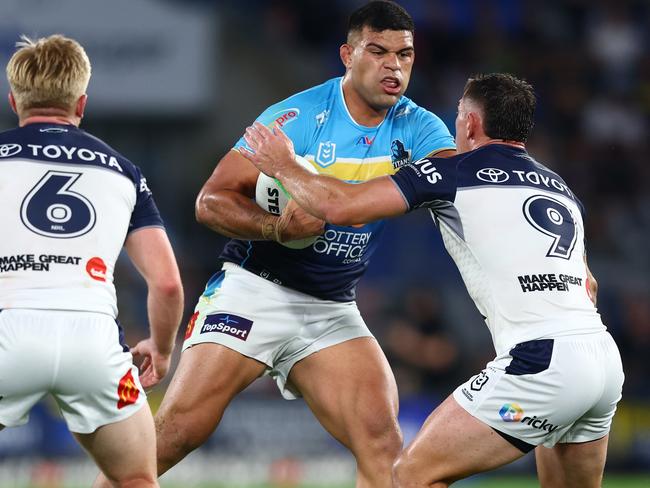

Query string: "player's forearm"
[[147, 281, 184, 356], [274, 166, 352, 224], [195, 189, 279, 240]]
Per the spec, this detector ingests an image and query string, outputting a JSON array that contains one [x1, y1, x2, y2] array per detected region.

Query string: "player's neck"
[[19, 110, 79, 128], [473, 138, 525, 151], [341, 81, 387, 127]]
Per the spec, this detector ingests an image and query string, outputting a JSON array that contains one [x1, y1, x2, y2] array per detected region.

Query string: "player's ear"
[[340, 43, 353, 70], [466, 111, 481, 140], [8, 92, 17, 114], [75, 94, 87, 119]]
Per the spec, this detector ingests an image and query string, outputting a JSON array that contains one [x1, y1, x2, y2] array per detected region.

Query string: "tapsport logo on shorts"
[[201, 313, 253, 341]]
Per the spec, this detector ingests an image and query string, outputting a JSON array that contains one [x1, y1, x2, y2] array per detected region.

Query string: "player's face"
[[345, 27, 414, 111]]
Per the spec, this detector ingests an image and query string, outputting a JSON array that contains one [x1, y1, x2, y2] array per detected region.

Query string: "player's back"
[[432, 145, 604, 353], [0, 123, 157, 317]]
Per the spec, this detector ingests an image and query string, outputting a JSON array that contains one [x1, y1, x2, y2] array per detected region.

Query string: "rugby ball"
[[255, 155, 319, 249]]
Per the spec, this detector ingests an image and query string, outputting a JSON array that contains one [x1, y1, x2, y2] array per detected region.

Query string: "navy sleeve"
[[128, 166, 164, 232], [390, 157, 459, 211]]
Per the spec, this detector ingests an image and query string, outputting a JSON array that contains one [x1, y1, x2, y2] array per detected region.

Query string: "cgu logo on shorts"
[[499, 403, 559, 433], [201, 313, 253, 341]]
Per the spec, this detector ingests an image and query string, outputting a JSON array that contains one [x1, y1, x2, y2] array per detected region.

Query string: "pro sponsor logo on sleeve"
[[269, 108, 300, 129]]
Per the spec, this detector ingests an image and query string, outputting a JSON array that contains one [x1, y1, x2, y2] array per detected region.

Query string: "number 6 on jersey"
[[20, 170, 96, 238]]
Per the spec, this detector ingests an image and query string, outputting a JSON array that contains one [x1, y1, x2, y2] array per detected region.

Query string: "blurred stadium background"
[[1, 0, 649, 486]]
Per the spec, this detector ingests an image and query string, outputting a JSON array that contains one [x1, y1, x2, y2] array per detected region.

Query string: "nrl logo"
[[316, 141, 336, 167]]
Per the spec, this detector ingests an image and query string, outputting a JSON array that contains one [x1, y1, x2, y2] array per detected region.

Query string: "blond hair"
[[6, 34, 91, 113]]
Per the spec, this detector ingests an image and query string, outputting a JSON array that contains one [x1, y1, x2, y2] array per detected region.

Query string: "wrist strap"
[[261, 214, 278, 241]]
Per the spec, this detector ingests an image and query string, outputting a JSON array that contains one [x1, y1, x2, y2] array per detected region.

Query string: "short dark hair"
[[347, 1, 414, 37], [463, 73, 536, 143]]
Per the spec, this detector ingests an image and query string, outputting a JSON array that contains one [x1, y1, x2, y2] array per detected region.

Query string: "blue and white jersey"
[[221, 77, 455, 301], [391, 144, 605, 354], [0, 123, 163, 317]]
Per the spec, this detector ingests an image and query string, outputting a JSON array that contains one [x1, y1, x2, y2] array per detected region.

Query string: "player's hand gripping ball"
[[255, 154, 319, 249]]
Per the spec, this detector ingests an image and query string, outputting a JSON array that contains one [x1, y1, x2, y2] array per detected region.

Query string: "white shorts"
[[0, 309, 147, 434], [183, 263, 373, 399], [453, 331, 624, 451]]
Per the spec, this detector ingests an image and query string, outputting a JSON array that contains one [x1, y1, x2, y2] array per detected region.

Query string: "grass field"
[[169, 478, 646, 488], [156, 475, 650, 488], [3, 474, 649, 487]]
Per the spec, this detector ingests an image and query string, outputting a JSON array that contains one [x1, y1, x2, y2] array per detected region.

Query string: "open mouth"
[[381, 77, 402, 95]]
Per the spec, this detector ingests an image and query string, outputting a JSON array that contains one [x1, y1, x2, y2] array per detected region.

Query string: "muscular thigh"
[[288, 337, 399, 449], [398, 395, 524, 485], [157, 343, 266, 437]]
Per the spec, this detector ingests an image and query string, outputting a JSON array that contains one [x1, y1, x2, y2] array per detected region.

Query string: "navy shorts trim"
[[505, 339, 554, 376], [491, 426, 536, 453]]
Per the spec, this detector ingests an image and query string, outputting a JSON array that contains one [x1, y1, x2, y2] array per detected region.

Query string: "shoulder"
[[262, 77, 339, 127], [75, 128, 142, 183], [390, 96, 444, 125]]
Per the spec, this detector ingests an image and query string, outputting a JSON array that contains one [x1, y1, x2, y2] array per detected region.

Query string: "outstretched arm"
[[240, 122, 407, 226]]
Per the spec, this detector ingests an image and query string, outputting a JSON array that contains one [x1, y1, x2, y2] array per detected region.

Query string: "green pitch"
[[152, 474, 649, 488], [9, 474, 648, 488]]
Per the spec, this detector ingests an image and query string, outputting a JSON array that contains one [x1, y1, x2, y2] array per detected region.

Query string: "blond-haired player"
[[0, 35, 184, 487]]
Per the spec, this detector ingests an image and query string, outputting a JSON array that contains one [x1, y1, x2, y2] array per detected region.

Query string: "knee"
[[393, 452, 449, 488], [355, 411, 403, 461]]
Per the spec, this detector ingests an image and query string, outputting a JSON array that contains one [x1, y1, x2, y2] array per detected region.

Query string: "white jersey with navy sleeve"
[[221, 77, 455, 301], [391, 144, 605, 355], [0, 123, 163, 317]]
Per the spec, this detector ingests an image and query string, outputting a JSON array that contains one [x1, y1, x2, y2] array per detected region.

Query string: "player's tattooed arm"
[[241, 122, 407, 225], [195, 149, 323, 242]]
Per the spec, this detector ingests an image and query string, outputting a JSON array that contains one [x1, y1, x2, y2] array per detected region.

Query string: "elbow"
[[155, 278, 184, 303], [195, 190, 217, 226]]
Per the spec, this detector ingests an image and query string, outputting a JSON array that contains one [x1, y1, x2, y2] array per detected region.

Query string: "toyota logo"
[[0, 144, 22, 158], [476, 168, 509, 183]]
